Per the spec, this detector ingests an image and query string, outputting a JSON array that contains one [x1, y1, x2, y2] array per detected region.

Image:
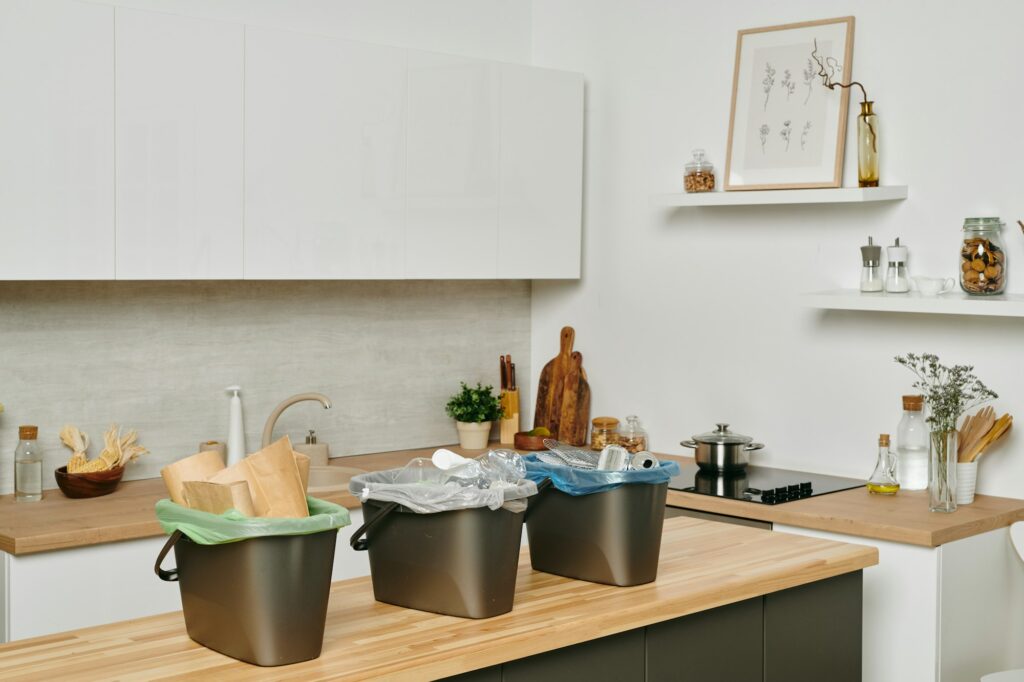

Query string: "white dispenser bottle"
[[225, 385, 246, 465]]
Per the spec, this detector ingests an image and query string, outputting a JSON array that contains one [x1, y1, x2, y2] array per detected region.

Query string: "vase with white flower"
[[895, 353, 997, 512]]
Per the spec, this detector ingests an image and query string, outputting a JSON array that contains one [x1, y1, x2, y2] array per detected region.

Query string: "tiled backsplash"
[[0, 280, 530, 494]]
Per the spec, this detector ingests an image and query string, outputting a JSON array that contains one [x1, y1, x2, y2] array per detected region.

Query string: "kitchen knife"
[[500, 355, 507, 391]]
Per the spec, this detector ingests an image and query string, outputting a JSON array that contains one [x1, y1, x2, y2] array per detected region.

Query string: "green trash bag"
[[155, 495, 351, 545]]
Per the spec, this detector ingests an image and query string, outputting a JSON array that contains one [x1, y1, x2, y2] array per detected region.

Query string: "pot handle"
[[743, 442, 765, 452], [680, 440, 698, 449]]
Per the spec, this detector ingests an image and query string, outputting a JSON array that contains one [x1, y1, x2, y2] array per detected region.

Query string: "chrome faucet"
[[261, 392, 332, 448]]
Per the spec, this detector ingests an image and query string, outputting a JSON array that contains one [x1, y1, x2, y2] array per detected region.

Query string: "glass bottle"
[[930, 428, 958, 512], [590, 416, 620, 451], [860, 236, 882, 292], [683, 149, 715, 193], [960, 217, 1006, 296], [885, 238, 910, 293], [867, 433, 900, 495], [619, 415, 649, 454], [857, 101, 879, 187], [15, 425, 43, 502], [896, 395, 928, 490]]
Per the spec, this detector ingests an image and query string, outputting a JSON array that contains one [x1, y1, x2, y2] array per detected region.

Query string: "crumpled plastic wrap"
[[523, 453, 680, 496], [349, 449, 537, 513]]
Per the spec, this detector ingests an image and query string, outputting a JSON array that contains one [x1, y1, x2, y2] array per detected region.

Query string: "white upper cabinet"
[[115, 9, 244, 279], [0, 0, 115, 279], [244, 27, 407, 279], [498, 65, 584, 279], [405, 52, 501, 279]]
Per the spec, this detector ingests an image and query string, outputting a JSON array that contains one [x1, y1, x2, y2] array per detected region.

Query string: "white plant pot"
[[955, 461, 978, 505], [456, 421, 491, 450]]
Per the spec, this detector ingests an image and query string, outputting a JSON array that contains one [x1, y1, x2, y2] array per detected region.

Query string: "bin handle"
[[349, 502, 399, 551], [154, 530, 182, 582], [523, 478, 553, 522]]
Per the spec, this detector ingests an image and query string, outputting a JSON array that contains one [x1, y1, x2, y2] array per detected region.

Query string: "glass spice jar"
[[590, 417, 620, 451], [960, 217, 1006, 295], [619, 415, 649, 454], [683, 149, 715, 193]]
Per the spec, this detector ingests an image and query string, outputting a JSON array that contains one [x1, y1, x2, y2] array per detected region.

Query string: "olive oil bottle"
[[867, 434, 900, 495]]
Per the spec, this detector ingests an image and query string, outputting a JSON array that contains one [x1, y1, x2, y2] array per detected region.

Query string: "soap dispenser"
[[293, 429, 330, 467], [225, 386, 246, 466]]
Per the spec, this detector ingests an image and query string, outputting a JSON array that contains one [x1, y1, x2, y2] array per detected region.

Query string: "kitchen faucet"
[[261, 392, 332, 448]]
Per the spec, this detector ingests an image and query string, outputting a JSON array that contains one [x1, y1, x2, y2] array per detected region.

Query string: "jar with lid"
[[619, 415, 649, 453], [15, 425, 43, 502], [683, 149, 715, 193], [960, 217, 1006, 295], [896, 395, 928, 490], [590, 417, 620, 451]]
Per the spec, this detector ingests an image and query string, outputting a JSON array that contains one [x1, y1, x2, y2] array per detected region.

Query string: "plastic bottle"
[[896, 395, 928, 490], [225, 386, 245, 466]]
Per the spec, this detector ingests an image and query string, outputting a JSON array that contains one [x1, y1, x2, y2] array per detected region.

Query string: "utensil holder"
[[500, 389, 519, 445], [955, 461, 978, 505]]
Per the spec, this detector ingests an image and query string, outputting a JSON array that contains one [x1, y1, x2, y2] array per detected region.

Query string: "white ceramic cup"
[[913, 276, 955, 296], [955, 461, 978, 505]]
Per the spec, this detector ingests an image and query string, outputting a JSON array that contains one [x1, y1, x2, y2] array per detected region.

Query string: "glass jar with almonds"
[[619, 415, 649, 453], [590, 416, 620, 451], [960, 217, 1006, 295]]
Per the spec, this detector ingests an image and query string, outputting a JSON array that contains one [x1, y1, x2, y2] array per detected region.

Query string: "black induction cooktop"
[[668, 464, 864, 505]]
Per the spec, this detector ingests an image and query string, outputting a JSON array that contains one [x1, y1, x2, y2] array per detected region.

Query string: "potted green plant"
[[895, 353, 997, 513], [445, 382, 503, 450]]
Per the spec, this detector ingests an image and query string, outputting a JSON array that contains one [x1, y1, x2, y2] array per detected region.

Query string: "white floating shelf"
[[804, 289, 1024, 318], [652, 185, 908, 207]]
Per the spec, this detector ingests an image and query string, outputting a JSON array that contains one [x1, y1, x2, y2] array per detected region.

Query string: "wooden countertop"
[[665, 468, 1024, 548], [3, 445, 1022, 555], [0, 445, 460, 555], [0, 516, 878, 681]]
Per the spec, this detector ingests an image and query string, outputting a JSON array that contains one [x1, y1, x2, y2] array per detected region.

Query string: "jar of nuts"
[[619, 415, 649, 454], [960, 217, 1006, 296], [590, 417, 620, 451], [684, 149, 715, 193]]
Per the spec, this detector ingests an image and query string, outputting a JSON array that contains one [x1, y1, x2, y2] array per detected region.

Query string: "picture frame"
[[724, 16, 855, 191]]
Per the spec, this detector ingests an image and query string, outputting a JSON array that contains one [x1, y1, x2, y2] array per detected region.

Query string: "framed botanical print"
[[724, 16, 855, 190]]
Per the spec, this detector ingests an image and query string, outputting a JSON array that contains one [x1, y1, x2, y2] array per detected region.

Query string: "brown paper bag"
[[293, 451, 310, 495], [208, 437, 309, 518], [160, 450, 227, 506], [182, 480, 256, 516]]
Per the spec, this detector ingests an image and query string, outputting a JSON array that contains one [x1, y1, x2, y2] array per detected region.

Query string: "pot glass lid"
[[692, 423, 753, 445]]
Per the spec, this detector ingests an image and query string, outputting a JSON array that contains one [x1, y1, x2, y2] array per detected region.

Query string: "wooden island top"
[[2, 445, 1022, 555], [0, 516, 878, 681]]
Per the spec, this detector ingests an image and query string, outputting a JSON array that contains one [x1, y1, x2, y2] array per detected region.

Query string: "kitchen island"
[[0, 516, 876, 681]]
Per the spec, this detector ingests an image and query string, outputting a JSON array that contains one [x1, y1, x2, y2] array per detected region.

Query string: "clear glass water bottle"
[[896, 395, 928, 490], [15, 425, 43, 502]]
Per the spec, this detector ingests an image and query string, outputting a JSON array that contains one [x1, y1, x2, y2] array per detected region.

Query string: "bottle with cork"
[[15, 425, 43, 502], [867, 433, 900, 495]]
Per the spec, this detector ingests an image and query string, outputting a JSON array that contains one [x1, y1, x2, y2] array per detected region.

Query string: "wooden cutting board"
[[534, 327, 590, 445]]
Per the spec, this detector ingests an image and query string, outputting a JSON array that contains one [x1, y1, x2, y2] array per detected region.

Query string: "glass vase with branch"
[[811, 39, 878, 187], [895, 353, 997, 512]]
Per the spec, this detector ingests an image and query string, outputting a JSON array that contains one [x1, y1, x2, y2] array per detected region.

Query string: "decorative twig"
[[812, 39, 875, 152]]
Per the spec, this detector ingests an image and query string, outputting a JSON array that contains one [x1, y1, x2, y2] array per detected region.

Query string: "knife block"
[[500, 389, 520, 445]]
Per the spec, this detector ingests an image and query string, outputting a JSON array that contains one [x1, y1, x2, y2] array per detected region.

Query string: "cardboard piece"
[[160, 450, 227, 506], [182, 480, 256, 516], [294, 451, 310, 495], [207, 436, 309, 518]]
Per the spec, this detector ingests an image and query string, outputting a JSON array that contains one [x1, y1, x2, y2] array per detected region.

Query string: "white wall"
[[87, 0, 531, 63], [530, 0, 1024, 497]]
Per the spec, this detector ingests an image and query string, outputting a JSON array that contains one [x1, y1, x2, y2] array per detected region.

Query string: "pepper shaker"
[[860, 237, 883, 292], [885, 238, 909, 293]]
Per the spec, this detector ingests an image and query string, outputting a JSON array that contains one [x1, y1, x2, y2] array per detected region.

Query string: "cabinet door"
[[244, 27, 406, 279], [115, 9, 243, 279], [0, 0, 114, 279], [406, 52, 499, 278], [497, 65, 583, 279], [646, 597, 763, 681], [502, 629, 645, 682]]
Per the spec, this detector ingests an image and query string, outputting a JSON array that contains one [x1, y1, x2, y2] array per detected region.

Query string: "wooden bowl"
[[54, 465, 125, 498], [514, 432, 550, 451]]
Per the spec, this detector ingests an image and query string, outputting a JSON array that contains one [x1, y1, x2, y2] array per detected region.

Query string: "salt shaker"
[[860, 236, 883, 292], [885, 237, 909, 293]]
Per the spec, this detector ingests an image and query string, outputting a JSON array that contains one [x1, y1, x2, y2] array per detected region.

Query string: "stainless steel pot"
[[680, 423, 765, 472]]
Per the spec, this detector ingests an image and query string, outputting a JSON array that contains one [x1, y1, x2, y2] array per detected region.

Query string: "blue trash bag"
[[523, 454, 680, 496]]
